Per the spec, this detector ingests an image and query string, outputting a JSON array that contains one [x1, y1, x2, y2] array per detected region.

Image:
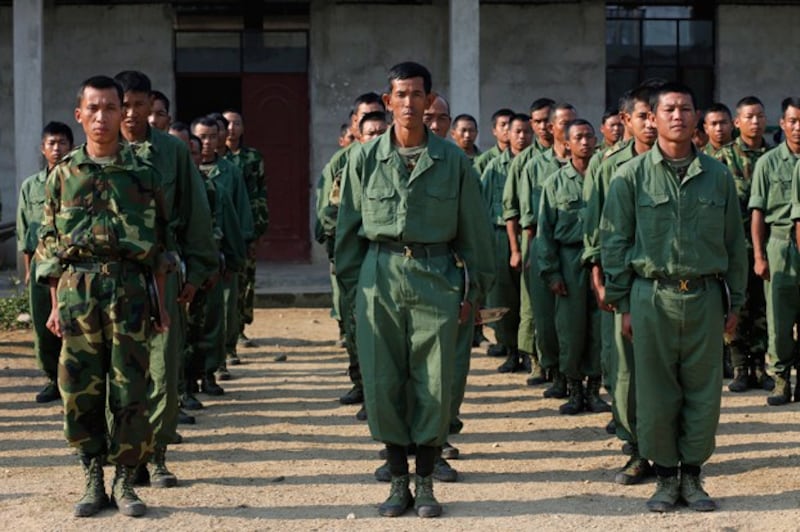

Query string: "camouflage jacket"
[[224, 145, 269, 238]]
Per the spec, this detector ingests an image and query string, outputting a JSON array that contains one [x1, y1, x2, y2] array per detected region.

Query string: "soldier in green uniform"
[[422, 93, 451, 138], [598, 109, 624, 155], [583, 84, 658, 485], [339, 122, 356, 148], [223, 110, 269, 354], [602, 82, 747, 513], [538, 118, 609, 416], [516, 103, 576, 393], [39, 75, 171, 518], [702, 103, 734, 158], [692, 110, 709, 150], [473, 108, 514, 176], [500, 98, 554, 381], [480, 114, 532, 379], [751, 97, 800, 406], [114, 71, 218, 488], [335, 62, 494, 518], [450, 114, 480, 161], [316, 93, 386, 409], [148, 90, 171, 132], [715, 96, 772, 392], [17, 121, 72, 404]]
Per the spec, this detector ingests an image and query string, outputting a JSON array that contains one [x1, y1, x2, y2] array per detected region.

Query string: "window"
[[606, 4, 714, 110]]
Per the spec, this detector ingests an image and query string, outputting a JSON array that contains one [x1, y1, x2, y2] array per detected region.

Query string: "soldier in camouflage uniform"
[[713, 96, 773, 392], [223, 110, 269, 354], [17, 121, 72, 404], [37, 76, 169, 518]]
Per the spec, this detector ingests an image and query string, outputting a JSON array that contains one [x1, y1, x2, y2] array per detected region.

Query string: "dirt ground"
[[2, 308, 800, 531]]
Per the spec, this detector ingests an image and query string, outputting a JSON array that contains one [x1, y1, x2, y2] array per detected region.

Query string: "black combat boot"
[[150, 445, 178, 488], [111, 464, 147, 517], [559, 379, 585, 415], [543, 370, 568, 398], [74, 454, 109, 517], [728, 366, 749, 393], [497, 347, 521, 373], [584, 376, 611, 413]]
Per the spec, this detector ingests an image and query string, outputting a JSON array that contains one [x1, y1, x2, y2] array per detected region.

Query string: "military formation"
[[17, 72, 267, 518], [316, 62, 800, 518]]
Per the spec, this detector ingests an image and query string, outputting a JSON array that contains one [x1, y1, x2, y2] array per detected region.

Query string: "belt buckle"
[[678, 279, 689, 292], [403, 246, 413, 259], [100, 262, 111, 275]]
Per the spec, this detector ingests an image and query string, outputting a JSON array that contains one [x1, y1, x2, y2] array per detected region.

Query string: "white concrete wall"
[[718, 5, 800, 125]]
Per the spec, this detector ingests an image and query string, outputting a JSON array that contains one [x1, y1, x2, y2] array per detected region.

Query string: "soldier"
[[115, 71, 218, 486], [602, 82, 747, 512], [335, 62, 494, 518], [500, 98, 554, 383], [598, 109, 624, 155], [751, 97, 800, 406], [702, 103, 734, 157], [17, 121, 72, 403], [339, 122, 356, 148], [480, 113, 532, 379], [450, 114, 480, 160], [148, 90, 172, 132], [316, 92, 385, 410], [422, 93, 451, 138], [692, 111, 709, 150], [168, 121, 190, 144], [38, 75, 171, 517], [516, 103, 577, 390], [583, 84, 658, 485], [223, 109, 270, 355], [474, 108, 514, 175], [716, 96, 772, 393], [359, 111, 388, 142]]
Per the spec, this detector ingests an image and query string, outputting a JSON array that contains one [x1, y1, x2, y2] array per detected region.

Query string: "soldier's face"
[[41, 134, 72, 168], [780, 105, 800, 148], [508, 118, 533, 154], [75, 86, 123, 146], [193, 124, 219, 161], [360, 120, 387, 143], [148, 99, 171, 131], [568, 124, 596, 159], [735, 104, 766, 142], [190, 139, 202, 167], [704, 111, 733, 147], [169, 127, 190, 146], [652, 92, 696, 144], [224, 111, 244, 143], [530, 108, 551, 143], [351, 102, 384, 139], [551, 109, 577, 144], [601, 114, 624, 145], [384, 77, 432, 131], [339, 130, 355, 148], [121, 90, 151, 137], [493, 115, 511, 144], [450, 120, 477, 151], [423, 97, 451, 138], [216, 120, 228, 148], [627, 100, 656, 146]]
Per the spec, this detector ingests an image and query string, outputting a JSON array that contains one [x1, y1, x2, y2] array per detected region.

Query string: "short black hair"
[[491, 108, 515, 127], [628, 85, 656, 113], [150, 90, 170, 112], [387, 62, 432, 94], [352, 93, 385, 113], [649, 82, 696, 112], [618, 90, 634, 114], [565, 118, 595, 139], [781, 97, 800, 117], [601, 109, 620, 124], [529, 98, 555, 114], [452, 114, 477, 129], [509, 113, 532, 128], [77, 75, 123, 107], [359, 111, 387, 132], [41, 121, 74, 146], [339, 123, 350, 137], [191, 116, 219, 132], [207, 112, 229, 129], [169, 121, 189, 134], [113, 70, 152, 94], [548, 102, 577, 123], [736, 96, 764, 111], [704, 102, 732, 121], [189, 134, 202, 150]]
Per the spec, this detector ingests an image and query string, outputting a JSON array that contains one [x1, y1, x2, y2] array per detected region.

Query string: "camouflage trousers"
[[57, 267, 154, 466], [238, 256, 256, 330], [727, 255, 768, 369]]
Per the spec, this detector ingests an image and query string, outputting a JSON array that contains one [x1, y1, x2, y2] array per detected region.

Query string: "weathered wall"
[[718, 5, 800, 125], [0, 7, 13, 256]]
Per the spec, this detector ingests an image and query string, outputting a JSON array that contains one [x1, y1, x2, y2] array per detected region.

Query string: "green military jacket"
[[198, 160, 247, 273], [224, 145, 269, 237], [335, 126, 495, 305], [315, 142, 357, 240], [500, 138, 550, 222], [601, 145, 748, 315], [715, 136, 770, 237], [480, 147, 514, 226], [518, 148, 569, 229], [538, 162, 586, 285], [209, 156, 255, 244], [129, 127, 218, 287], [749, 141, 798, 230], [582, 142, 642, 266], [17, 170, 48, 255], [473, 144, 502, 176], [37, 143, 168, 281]]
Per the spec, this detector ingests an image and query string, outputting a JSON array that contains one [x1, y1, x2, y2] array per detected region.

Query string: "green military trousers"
[[600, 308, 615, 394], [630, 277, 723, 467], [329, 259, 342, 321], [356, 243, 462, 447], [29, 258, 61, 381], [148, 270, 184, 446], [223, 274, 241, 360], [764, 235, 800, 373], [57, 267, 154, 466], [529, 237, 558, 371], [450, 303, 477, 435], [185, 279, 225, 379], [487, 225, 520, 349], [554, 245, 601, 380], [517, 231, 534, 353], [338, 284, 362, 391], [238, 256, 257, 328], [611, 311, 636, 444]]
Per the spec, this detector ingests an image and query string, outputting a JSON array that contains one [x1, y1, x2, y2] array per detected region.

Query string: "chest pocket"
[[364, 171, 397, 224], [637, 192, 671, 240], [425, 174, 458, 200], [768, 173, 792, 209], [697, 194, 725, 235]]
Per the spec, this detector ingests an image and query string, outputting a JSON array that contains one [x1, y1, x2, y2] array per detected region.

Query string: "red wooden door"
[[242, 73, 310, 262]]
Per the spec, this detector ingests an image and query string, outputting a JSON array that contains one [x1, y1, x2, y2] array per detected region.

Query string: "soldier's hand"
[[203, 272, 221, 290], [509, 250, 522, 271], [724, 312, 739, 337], [177, 282, 198, 304], [549, 281, 568, 297], [754, 257, 770, 281], [46, 308, 62, 338], [24, 271, 30, 286], [621, 312, 633, 341]]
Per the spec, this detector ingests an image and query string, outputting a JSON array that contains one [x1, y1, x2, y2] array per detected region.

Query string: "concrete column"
[[449, 0, 479, 119], [12, 0, 43, 268]]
